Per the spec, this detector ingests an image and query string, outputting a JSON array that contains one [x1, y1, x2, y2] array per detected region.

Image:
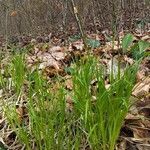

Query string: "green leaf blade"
[[122, 34, 134, 52]]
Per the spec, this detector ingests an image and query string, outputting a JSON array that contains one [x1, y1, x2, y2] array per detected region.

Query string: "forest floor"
[[0, 29, 150, 150]]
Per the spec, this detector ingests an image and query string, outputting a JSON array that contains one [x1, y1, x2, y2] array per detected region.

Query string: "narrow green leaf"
[[130, 41, 150, 59], [138, 40, 150, 52], [122, 34, 134, 51]]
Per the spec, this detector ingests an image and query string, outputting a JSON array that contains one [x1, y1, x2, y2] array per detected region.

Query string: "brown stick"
[[70, 0, 87, 48]]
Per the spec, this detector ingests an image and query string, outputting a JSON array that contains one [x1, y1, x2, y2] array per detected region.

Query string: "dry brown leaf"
[[133, 77, 150, 98], [124, 55, 134, 65], [116, 139, 127, 150], [136, 71, 146, 82], [16, 105, 24, 123], [139, 107, 150, 118], [70, 40, 84, 51], [106, 41, 119, 50], [50, 46, 62, 52], [10, 11, 17, 17], [141, 35, 150, 42], [125, 113, 140, 120], [3, 132, 15, 147], [43, 64, 65, 78], [136, 97, 150, 108], [66, 95, 73, 112], [141, 119, 150, 128], [132, 127, 150, 139], [136, 144, 150, 150], [51, 52, 65, 60], [65, 78, 73, 90], [15, 104, 27, 124]]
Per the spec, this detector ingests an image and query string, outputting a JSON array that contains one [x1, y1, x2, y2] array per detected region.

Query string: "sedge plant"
[[3, 51, 140, 150], [4, 56, 81, 149], [72, 55, 139, 150]]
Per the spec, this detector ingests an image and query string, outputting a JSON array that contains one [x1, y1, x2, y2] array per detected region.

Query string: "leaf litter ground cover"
[[0, 30, 150, 150]]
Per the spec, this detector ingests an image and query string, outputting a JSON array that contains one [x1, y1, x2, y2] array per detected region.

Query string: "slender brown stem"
[[70, 0, 87, 48]]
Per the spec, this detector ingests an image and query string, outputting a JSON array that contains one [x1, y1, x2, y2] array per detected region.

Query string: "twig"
[[70, 0, 87, 48]]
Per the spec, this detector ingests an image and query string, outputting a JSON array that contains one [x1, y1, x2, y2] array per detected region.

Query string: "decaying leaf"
[[15, 104, 27, 124], [133, 77, 150, 98], [136, 71, 145, 82], [141, 35, 150, 42], [65, 78, 73, 90], [66, 95, 73, 112], [70, 40, 84, 51], [10, 11, 17, 17], [139, 107, 150, 118]]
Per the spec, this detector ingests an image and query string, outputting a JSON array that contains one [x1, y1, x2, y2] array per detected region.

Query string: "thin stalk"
[[70, 0, 87, 48]]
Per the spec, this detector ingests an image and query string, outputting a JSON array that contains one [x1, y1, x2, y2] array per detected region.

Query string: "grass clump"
[[72, 56, 139, 150], [10, 54, 26, 96], [2, 53, 139, 150]]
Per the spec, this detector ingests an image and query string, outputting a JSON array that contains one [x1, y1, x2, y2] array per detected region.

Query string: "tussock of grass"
[[2, 54, 139, 150]]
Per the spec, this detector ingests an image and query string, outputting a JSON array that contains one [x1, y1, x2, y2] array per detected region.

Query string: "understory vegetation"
[[0, 1, 149, 149], [0, 33, 149, 149]]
